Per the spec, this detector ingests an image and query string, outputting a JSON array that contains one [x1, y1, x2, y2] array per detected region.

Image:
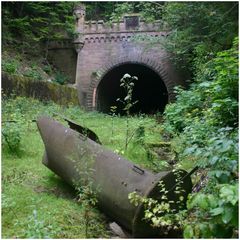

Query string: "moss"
[[2, 72, 79, 106]]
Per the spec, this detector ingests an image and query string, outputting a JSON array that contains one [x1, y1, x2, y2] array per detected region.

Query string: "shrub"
[[2, 121, 23, 154], [134, 38, 238, 238], [23, 66, 43, 81], [53, 71, 68, 85], [164, 38, 238, 133], [2, 59, 19, 74]]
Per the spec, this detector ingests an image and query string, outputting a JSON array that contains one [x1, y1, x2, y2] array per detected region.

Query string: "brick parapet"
[[76, 18, 163, 34], [79, 31, 167, 44]]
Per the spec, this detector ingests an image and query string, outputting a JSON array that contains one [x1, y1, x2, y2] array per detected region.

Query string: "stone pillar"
[[74, 4, 85, 33], [74, 41, 85, 106], [74, 4, 86, 106]]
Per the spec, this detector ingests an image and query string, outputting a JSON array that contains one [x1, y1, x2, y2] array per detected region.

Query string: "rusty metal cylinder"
[[37, 116, 192, 237]]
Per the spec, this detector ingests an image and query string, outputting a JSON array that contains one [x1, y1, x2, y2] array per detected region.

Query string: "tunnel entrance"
[[96, 63, 168, 114]]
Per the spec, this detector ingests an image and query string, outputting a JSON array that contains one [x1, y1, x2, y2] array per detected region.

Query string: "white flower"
[[123, 73, 131, 78]]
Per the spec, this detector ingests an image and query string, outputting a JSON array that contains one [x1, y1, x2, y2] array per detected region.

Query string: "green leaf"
[[199, 81, 211, 88], [184, 225, 194, 238], [188, 193, 209, 210], [222, 207, 233, 224], [220, 184, 238, 205], [210, 207, 224, 216], [210, 156, 218, 165]]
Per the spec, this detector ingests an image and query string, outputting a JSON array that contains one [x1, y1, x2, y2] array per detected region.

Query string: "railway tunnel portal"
[[72, 5, 186, 114]]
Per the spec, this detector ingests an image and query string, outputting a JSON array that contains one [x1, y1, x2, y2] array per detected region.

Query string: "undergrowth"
[[127, 38, 238, 239], [2, 49, 69, 84], [1, 94, 166, 238]]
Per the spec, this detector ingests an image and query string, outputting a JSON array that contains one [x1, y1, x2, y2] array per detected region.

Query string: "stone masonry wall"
[[2, 72, 79, 106], [47, 39, 77, 84]]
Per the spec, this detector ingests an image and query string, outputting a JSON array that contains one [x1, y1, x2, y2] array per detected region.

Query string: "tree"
[[2, 2, 76, 53], [162, 2, 238, 73], [84, 2, 164, 22]]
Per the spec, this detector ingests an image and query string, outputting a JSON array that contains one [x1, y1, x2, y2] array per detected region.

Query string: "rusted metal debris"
[[37, 116, 193, 237], [52, 112, 101, 144], [63, 116, 101, 144]]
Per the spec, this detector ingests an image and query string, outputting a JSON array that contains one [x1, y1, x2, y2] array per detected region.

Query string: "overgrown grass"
[[2, 96, 167, 238]]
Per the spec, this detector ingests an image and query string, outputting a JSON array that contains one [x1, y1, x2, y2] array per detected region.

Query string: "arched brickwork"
[[74, 14, 187, 112], [86, 55, 176, 111]]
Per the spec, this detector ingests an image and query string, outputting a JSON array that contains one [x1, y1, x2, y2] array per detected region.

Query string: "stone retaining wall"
[[2, 72, 79, 106]]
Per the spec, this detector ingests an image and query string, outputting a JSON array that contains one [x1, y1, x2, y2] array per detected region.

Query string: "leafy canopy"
[[2, 2, 76, 45]]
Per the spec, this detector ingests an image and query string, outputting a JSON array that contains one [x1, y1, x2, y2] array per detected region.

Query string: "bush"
[[2, 96, 42, 155], [23, 67, 43, 81], [162, 2, 238, 73], [184, 182, 238, 238], [2, 122, 22, 154], [165, 39, 238, 238], [135, 38, 239, 238], [53, 71, 68, 85], [2, 59, 19, 74], [164, 37, 238, 133]]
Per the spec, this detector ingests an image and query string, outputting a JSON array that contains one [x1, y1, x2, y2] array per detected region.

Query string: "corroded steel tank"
[[37, 116, 192, 237]]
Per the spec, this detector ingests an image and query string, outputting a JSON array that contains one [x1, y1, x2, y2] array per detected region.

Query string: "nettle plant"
[[117, 73, 138, 151]]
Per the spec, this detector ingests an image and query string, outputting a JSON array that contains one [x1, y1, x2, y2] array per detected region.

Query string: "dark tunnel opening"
[[96, 63, 168, 115]]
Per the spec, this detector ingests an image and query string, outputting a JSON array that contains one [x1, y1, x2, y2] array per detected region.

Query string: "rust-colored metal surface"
[[37, 116, 192, 237]]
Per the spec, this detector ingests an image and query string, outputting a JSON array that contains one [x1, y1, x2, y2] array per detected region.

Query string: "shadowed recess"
[[96, 63, 168, 114]]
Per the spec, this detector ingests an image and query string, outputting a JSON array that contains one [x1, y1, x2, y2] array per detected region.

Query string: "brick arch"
[[86, 55, 176, 111]]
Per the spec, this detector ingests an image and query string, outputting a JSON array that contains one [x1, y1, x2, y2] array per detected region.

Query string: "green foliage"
[[2, 122, 22, 155], [2, 49, 55, 83], [42, 64, 53, 75], [164, 39, 238, 133], [2, 55, 47, 81], [107, 2, 163, 22], [117, 73, 138, 151], [1, 95, 59, 155], [129, 170, 188, 234], [22, 210, 57, 238], [109, 3, 134, 21], [76, 183, 99, 238], [129, 191, 175, 229], [2, 95, 165, 238], [134, 2, 164, 22], [117, 73, 138, 115], [162, 2, 238, 73], [2, 2, 76, 52], [23, 65, 43, 81], [133, 124, 145, 145], [162, 39, 238, 238], [53, 71, 68, 85], [184, 183, 238, 238], [180, 126, 238, 238], [1, 97, 30, 155], [84, 2, 163, 22], [85, 2, 115, 21], [2, 59, 20, 74]]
